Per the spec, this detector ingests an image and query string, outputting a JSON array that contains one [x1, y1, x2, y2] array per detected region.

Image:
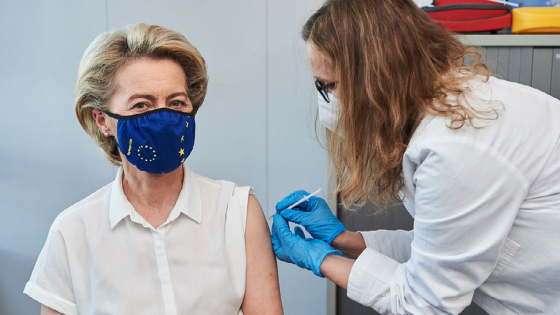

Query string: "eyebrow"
[[127, 92, 188, 102], [166, 92, 188, 100], [314, 77, 333, 84]]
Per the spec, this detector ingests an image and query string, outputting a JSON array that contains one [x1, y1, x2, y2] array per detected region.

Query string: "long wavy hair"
[[303, 0, 494, 209]]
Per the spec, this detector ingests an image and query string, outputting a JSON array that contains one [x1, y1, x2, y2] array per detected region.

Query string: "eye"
[[132, 102, 147, 110], [325, 81, 337, 93], [171, 100, 186, 107]]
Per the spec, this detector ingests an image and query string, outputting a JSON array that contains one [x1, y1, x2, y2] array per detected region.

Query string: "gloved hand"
[[271, 214, 342, 277], [276, 190, 346, 245]]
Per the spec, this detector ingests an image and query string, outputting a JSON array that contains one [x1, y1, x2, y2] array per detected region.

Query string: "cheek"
[[107, 119, 119, 134], [332, 88, 340, 99]]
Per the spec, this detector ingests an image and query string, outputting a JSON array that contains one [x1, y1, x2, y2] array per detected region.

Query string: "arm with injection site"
[[241, 195, 284, 315]]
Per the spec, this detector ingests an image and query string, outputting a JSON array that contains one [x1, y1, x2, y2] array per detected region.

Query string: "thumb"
[[276, 190, 310, 211]]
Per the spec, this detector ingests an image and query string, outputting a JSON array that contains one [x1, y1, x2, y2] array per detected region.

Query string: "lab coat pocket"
[[491, 238, 521, 278]]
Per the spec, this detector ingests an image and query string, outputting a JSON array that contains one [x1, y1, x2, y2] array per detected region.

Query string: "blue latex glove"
[[276, 190, 346, 245], [271, 214, 342, 277]]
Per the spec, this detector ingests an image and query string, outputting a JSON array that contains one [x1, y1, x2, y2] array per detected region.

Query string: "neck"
[[121, 158, 184, 228]]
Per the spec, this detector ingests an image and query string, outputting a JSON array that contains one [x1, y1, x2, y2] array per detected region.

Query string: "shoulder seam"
[[54, 182, 113, 221], [195, 174, 223, 188], [410, 136, 530, 189], [492, 77, 558, 104]]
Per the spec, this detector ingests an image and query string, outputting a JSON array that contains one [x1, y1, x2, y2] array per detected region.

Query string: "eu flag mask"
[[103, 108, 195, 174]]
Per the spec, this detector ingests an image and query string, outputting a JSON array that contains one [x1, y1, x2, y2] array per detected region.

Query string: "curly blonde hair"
[[303, 0, 496, 209], [75, 23, 208, 166]]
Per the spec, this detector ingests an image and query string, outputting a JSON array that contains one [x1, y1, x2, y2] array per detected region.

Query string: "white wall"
[[0, 0, 328, 314]]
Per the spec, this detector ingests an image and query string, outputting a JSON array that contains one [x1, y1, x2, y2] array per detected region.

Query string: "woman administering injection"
[[271, 0, 560, 314], [24, 23, 283, 315]]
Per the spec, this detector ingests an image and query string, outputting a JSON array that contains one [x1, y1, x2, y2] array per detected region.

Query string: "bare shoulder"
[[246, 194, 268, 237], [247, 194, 264, 216]]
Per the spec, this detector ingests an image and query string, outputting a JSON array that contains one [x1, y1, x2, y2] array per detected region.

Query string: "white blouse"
[[24, 165, 254, 315], [347, 76, 560, 314]]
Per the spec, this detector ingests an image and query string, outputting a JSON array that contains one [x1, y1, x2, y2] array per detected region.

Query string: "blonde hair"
[[303, 0, 494, 209], [75, 23, 208, 166]]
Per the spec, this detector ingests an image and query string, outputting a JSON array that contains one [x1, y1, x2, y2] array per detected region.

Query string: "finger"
[[275, 190, 310, 211], [279, 209, 311, 224], [294, 226, 306, 239], [307, 195, 329, 211], [272, 214, 293, 240], [270, 223, 281, 249]]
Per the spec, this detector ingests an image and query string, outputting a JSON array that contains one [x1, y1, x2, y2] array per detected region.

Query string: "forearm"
[[319, 254, 355, 290], [359, 229, 414, 263], [331, 231, 366, 259]]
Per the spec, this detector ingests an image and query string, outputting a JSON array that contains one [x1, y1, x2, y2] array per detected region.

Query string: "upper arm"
[[41, 305, 64, 315], [241, 195, 284, 315]]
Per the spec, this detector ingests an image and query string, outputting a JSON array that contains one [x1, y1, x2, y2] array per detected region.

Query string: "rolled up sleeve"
[[24, 218, 78, 315], [347, 137, 528, 314]]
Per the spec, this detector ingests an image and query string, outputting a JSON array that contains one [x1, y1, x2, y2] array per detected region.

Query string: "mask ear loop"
[[100, 111, 118, 146], [109, 135, 118, 147]]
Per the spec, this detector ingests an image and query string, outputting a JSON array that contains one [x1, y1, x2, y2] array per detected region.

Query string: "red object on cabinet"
[[423, 1, 513, 33]]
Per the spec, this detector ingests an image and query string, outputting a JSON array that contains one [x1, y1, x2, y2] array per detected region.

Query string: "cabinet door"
[[552, 48, 560, 100], [485, 46, 560, 97]]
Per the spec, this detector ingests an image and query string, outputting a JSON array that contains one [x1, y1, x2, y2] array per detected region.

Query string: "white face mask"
[[318, 92, 343, 137]]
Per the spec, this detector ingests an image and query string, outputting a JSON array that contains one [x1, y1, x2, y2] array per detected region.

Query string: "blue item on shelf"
[[519, 0, 557, 7]]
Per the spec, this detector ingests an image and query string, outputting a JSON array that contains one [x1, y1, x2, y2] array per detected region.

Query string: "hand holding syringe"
[[270, 188, 346, 245], [268, 188, 322, 221]]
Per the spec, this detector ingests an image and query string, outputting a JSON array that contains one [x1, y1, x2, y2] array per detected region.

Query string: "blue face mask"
[[104, 108, 195, 174]]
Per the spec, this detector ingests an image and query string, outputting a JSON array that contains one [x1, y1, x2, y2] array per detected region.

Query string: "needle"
[[268, 188, 322, 221]]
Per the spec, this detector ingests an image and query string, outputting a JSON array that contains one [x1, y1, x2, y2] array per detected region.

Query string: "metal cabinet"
[[334, 35, 560, 315], [485, 47, 560, 98]]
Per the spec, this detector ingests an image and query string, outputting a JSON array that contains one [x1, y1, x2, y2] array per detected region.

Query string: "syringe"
[[268, 188, 322, 221]]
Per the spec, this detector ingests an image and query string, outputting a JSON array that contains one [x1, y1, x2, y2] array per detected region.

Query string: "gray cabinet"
[[335, 35, 560, 315], [485, 46, 560, 98]]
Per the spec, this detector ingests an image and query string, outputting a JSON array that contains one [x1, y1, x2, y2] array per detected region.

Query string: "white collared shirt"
[[347, 77, 560, 314], [24, 165, 254, 315]]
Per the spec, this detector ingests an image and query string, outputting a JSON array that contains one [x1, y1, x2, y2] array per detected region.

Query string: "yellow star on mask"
[[181, 136, 184, 142], [179, 148, 185, 156], [181, 158, 185, 163]]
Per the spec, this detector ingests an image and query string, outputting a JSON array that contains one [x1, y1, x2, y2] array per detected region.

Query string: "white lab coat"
[[347, 76, 560, 314]]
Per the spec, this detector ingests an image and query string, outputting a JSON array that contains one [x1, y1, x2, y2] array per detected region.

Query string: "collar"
[[109, 164, 203, 229]]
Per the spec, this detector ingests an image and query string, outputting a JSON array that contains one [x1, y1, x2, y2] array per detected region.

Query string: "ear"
[[92, 109, 115, 137]]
